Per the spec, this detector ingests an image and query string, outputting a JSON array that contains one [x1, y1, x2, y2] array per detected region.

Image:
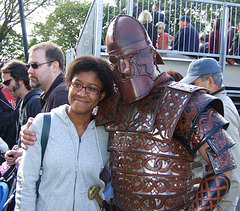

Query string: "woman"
[[209, 18, 221, 55], [138, 10, 157, 48], [15, 55, 114, 210]]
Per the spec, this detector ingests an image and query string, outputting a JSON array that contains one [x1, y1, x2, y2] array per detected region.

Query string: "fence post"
[[95, 0, 104, 56], [18, 0, 28, 63], [126, 0, 134, 16], [219, 3, 229, 82]]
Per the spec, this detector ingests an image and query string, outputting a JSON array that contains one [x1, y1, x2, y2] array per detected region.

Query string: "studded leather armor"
[[96, 73, 236, 210]]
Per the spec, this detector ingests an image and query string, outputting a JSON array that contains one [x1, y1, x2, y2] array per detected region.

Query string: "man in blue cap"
[[181, 58, 240, 211], [172, 15, 199, 53]]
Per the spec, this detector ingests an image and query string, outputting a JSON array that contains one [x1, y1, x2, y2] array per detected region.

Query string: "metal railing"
[[71, 0, 240, 71], [68, 0, 240, 113]]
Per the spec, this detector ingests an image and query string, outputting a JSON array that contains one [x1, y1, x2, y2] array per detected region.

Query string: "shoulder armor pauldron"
[[168, 82, 207, 93], [174, 92, 225, 154], [206, 127, 236, 174], [174, 92, 236, 174], [190, 108, 236, 174]]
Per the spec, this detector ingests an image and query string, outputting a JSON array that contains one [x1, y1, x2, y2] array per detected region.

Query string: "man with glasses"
[[1, 60, 42, 132], [7, 42, 69, 169], [1, 60, 41, 210], [27, 41, 69, 112], [3, 42, 69, 187]]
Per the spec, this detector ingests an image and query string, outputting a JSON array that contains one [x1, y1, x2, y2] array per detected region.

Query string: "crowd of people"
[[0, 12, 239, 211], [134, 2, 240, 64]]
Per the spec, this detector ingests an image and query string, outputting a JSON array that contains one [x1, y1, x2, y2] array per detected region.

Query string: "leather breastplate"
[[96, 80, 207, 210], [96, 77, 230, 210]]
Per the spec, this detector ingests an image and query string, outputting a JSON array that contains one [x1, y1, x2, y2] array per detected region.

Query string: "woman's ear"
[[100, 91, 106, 101]]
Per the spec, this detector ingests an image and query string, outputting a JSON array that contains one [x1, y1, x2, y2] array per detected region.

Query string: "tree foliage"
[[0, 28, 25, 62], [30, 0, 91, 54], [1, 0, 240, 62], [0, 0, 48, 44], [0, 0, 49, 61]]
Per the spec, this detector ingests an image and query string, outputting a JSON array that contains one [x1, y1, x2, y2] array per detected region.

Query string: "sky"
[[15, 0, 115, 38]]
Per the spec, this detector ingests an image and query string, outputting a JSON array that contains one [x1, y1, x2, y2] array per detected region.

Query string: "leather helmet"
[[106, 15, 164, 103]]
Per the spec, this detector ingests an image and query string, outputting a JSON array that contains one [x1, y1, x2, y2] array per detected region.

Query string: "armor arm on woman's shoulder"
[[187, 107, 236, 211]]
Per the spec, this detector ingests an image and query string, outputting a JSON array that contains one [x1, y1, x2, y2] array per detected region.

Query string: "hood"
[[24, 88, 42, 101], [51, 104, 71, 125], [21, 88, 42, 109]]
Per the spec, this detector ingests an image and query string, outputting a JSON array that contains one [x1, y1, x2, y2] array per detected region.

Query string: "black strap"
[[36, 113, 51, 196], [40, 114, 51, 161], [211, 87, 225, 96]]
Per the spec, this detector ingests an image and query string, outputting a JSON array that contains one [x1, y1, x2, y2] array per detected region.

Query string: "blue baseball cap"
[[180, 58, 222, 84]]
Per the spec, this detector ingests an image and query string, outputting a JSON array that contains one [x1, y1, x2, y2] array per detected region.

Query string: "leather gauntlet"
[[188, 173, 230, 211]]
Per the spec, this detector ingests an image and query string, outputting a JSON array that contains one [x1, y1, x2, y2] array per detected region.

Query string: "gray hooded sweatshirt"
[[15, 104, 110, 211]]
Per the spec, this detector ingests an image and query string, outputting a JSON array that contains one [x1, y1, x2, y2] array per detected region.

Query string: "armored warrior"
[[96, 15, 236, 210]]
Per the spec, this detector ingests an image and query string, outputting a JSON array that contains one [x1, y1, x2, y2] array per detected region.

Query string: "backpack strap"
[[36, 113, 51, 196]]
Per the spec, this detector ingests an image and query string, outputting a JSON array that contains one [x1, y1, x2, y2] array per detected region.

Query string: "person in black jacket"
[[27, 41, 69, 112], [138, 10, 157, 48], [151, 2, 169, 32], [1, 60, 42, 210], [172, 15, 199, 53], [1, 60, 42, 137], [0, 61, 21, 150], [132, 0, 141, 19], [229, 32, 240, 64], [0, 86, 21, 150]]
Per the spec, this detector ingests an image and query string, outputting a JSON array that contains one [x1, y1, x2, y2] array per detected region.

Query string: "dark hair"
[[200, 34, 209, 42], [1, 60, 31, 90], [214, 18, 221, 31], [65, 55, 114, 100], [28, 41, 65, 71], [153, 3, 161, 10]]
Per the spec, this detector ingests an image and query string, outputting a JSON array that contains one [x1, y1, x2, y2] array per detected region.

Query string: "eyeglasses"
[[26, 61, 54, 69], [70, 82, 101, 95], [2, 78, 14, 86]]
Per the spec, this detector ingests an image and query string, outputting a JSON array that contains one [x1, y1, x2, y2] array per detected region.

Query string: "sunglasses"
[[26, 61, 54, 69], [2, 78, 14, 86]]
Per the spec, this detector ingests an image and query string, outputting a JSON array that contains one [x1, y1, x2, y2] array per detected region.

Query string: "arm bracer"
[[188, 173, 230, 211]]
